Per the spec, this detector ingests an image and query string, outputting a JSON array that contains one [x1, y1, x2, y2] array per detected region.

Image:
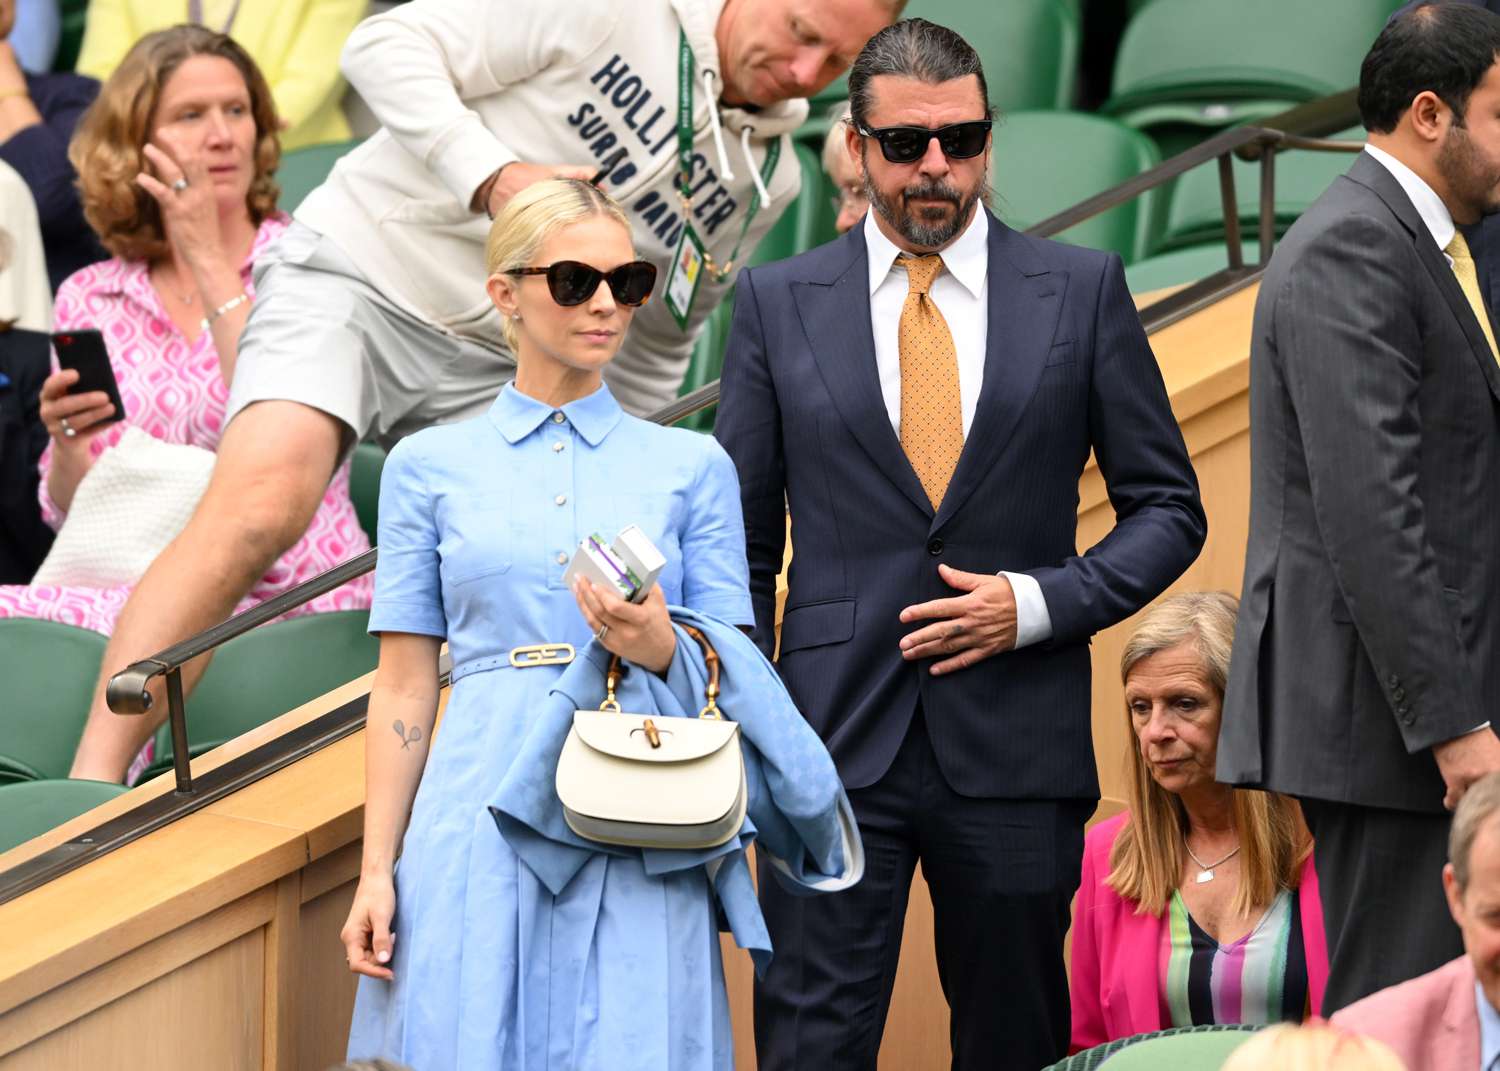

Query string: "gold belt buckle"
[[508, 643, 575, 668]]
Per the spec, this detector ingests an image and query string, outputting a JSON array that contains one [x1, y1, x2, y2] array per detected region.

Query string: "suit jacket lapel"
[[791, 231, 933, 517], [933, 215, 1061, 529], [1352, 153, 1500, 404]]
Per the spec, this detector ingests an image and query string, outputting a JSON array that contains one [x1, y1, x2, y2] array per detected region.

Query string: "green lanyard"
[[675, 31, 781, 282]]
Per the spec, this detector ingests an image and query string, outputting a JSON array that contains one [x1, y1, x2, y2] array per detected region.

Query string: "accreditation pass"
[[663, 223, 706, 330]]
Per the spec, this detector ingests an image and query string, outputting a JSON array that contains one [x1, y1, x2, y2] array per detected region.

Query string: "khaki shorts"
[[226, 221, 515, 451]]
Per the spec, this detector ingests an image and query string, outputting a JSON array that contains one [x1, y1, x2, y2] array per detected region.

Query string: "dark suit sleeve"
[[1275, 213, 1484, 752], [1030, 254, 1207, 643], [0, 74, 98, 234], [713, 269, 786, 658]]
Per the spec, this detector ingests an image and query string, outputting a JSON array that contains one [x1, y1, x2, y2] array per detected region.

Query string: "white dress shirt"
[[1364, 143, 1457, 263], [862, 208, 1053, 648]]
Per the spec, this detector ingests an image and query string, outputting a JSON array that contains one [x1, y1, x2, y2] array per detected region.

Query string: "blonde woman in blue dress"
[[339, 179, 761, 1068]]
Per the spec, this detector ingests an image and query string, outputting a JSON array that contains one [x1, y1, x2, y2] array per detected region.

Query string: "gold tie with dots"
[[896, 254, 964, 509], [1447, 231, 1499, 363]]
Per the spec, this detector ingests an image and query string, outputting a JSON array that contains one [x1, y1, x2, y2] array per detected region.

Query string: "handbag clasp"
[[509, 643, 576, 668]]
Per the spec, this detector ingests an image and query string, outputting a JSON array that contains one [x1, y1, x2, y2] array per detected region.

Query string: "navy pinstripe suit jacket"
[[714, 211, 1206, 799]]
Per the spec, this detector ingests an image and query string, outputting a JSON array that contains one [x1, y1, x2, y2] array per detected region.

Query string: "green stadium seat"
[[0, 779, 130, 854], [1159, 128, 1363, 250], [905, 0, 1080, 111], [671, 141, 837, 434], [349, 443, 387, 545], [276, 139, 362, 214], [1041, 1024, 1261, 1071], [0, 620, 107, 784], [992, 111, 1161, 262], [143, 610, 379, 780], [674, 295, 736, 434], [751, 142, 839, 268], [1104, 0, 1398, 151], [1125, 241, 1261, 295], [52, 0, 88, 71]]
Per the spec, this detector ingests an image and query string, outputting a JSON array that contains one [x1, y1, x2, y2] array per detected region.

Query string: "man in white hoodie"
[[67, 0, 899, 783]]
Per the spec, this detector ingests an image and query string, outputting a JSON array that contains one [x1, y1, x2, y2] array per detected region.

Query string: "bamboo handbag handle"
[[601, 623, 723, 720]]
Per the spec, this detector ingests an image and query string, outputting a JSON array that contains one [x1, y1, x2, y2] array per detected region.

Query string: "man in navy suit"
[[714, 18, 1206, 1070]]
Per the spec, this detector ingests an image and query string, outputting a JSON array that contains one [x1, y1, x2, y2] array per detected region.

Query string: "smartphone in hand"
[[51, 329, 126, 424]]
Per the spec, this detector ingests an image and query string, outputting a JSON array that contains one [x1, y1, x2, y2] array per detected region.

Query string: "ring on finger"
[[595, 624, 609, 643], [171, 177, 189, 193], [59, 417, 76, 438]]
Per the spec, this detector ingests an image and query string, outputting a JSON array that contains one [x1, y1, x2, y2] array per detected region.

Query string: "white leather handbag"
[[556, 625, 747, 850]]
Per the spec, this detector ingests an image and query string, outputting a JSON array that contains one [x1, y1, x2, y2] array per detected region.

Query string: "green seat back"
[[0, 620, 107, 783], [276, 139, 363, 214], [0, 779, 129, 854], [1107, 0, 1399, 117], [1160, 128, 1363, 250], [349, 443, 388, 545], [675, 296, 737, 434], [148, 610, 378, 774], [1124, 241, 1261, 295], [905, 0, 1080, 111], [1042, 1024, 1262, 1071], [752, 142, 838, 269], [992, 111, 1161, 262], [52, 0, 88, 71]]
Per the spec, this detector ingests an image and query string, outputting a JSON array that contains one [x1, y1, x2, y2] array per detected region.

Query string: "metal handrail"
[[0, 92, 1367, 907]]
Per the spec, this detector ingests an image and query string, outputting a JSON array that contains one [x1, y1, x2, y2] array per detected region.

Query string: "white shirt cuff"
[[1001, 571, 1053, 650]]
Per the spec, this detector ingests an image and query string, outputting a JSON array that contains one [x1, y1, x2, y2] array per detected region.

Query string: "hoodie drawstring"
[[701, 68, 735, 181], [739, 125, 773, 208]]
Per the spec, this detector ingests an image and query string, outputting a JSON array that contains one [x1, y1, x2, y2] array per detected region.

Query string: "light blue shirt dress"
[[346, 383, 755, 1070]]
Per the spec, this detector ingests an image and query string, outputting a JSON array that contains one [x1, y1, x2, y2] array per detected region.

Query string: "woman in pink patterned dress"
[[1, 27, 370, 779]]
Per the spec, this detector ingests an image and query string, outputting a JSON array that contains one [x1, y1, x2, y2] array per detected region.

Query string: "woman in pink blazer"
[[1069, 593, 1329, 1053]]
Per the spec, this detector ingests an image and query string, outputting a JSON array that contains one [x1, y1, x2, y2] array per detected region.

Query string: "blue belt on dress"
[[450, 643, 576, 683]]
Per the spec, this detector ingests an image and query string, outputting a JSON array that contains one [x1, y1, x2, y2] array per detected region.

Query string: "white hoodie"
[[296, 0, 806, 416]]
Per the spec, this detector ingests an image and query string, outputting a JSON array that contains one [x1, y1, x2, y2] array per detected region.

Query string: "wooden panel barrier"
[[0, 283, 1257, 1069]]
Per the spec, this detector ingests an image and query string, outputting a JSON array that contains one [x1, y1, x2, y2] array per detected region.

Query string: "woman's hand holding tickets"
[[573, 577, 677, 675]]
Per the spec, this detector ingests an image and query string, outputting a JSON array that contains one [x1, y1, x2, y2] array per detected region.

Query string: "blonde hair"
[[1220, 1023, 1408, 1071], [69, 25, 281, 262], [484, 178, 632, 351], [1451, 769, 1500, 888], [1108, 591, 1311, 917]]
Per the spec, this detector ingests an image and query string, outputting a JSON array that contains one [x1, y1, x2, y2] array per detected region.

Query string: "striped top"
[[1159, 888, 1309, 1028]]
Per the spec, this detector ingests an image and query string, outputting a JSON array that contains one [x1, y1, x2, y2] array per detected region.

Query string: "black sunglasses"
[[857, 120, 993, 164], [506, 260, 657, 307]]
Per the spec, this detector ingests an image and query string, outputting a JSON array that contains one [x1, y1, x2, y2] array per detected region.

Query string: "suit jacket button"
[[1387, 674, 1400, 687], [1393, 687, 1406, 701], [927, 538, 944, 556], [1397, 704, 1412, 721]]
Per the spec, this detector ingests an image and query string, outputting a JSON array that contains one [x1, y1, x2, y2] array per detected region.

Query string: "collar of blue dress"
[[488, 381, 624, 446]]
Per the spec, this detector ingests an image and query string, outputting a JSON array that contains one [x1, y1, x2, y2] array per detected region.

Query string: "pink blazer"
[[1331, 955, 1480, 1071], [1069, 811, 1330, 1053]]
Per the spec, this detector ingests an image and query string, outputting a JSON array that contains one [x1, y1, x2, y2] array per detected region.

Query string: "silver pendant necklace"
[[1184, 837, 1240, 884]]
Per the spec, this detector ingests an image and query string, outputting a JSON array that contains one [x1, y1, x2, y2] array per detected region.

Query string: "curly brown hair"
[[69, 24, 281, 262]]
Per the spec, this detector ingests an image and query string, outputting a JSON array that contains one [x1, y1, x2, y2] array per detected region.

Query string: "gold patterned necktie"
[[896, 254, 964, 509], [1447, 231, 1499, 362]]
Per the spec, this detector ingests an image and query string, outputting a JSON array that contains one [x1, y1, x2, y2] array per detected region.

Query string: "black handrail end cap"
[[106, 663, 159, 715]]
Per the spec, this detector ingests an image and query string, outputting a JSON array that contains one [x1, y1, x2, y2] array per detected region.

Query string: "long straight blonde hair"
[[1106, 592, 1310, 917]]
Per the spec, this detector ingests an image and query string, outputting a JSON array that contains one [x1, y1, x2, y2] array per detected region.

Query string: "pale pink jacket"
[[1331, 955, 1481, 1071], [1069, 811, 1330, 1053]]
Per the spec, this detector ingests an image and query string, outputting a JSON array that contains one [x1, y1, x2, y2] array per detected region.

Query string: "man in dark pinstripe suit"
[[715, 19, 1205, 1070], [1220, 2, 1500, 1014]]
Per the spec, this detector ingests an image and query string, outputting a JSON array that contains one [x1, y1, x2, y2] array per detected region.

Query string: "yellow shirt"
[[75, 0, 365, 151]]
